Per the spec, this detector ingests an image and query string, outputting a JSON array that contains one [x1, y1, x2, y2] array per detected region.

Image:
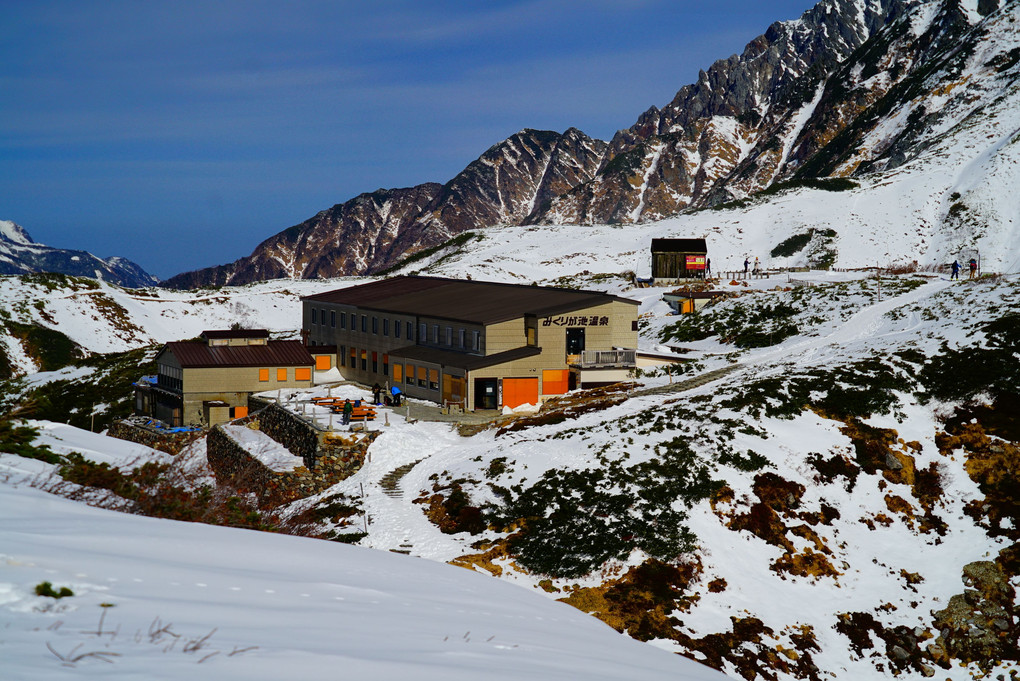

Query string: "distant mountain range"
[[0, 220, 158, 288], [159, 0, 1018, 288]]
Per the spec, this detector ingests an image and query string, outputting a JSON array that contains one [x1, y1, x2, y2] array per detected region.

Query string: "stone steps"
[[380, 459, 425, 499]]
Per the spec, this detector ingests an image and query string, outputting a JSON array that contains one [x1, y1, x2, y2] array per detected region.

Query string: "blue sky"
[[1, 1, 818, 280]]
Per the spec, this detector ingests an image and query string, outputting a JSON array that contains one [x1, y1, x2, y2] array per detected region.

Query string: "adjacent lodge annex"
[[135, 276, 640, 426]]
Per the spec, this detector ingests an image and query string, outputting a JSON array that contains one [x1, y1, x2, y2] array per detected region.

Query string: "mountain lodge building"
[[302, 276, 639, 411]]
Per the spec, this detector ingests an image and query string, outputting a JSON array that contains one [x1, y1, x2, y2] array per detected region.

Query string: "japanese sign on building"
[[685, 255, 706, 270], [542, 315, 610, 327]]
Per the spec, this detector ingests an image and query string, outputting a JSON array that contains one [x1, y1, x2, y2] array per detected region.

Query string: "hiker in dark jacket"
[[968, 258, 978, 279], [951, 260, 960, 280], [342, 399, 353, 425]]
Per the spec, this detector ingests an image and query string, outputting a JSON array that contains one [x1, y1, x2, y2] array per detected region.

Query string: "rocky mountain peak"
[[0, 219, 159, 288], [165, 0, 1018, 287]]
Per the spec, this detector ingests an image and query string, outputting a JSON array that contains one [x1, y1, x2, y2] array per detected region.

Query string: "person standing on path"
[[951, 260, 960, 280], [969, 258, 978, 279], [743, 258, 749, 275], [342, 398, 353, 426]]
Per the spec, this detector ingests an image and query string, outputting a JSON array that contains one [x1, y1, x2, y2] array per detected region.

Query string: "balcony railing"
[[574, 349, 636, 368]]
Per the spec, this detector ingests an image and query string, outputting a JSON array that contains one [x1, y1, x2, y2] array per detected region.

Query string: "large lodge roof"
[[302, 276, 638, 325], [161, 340, 314, 369]]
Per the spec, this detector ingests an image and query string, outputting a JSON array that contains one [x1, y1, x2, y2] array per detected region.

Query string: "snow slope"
[[0, 454, 725, 681]]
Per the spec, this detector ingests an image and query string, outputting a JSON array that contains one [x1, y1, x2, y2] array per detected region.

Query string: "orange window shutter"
[[542, 369, 568, 395], [394, 364, 403, 381], [295, 367, 311, 381], [417, 366, 427, 381], [277, 368, 288, 381], [315, 355, 330, 371], [259, 368, 269, 382], [429, 368, 438, 382]]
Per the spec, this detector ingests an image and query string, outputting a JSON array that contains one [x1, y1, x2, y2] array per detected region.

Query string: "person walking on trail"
[[968, 258, 978, 279], [951, 260, 960, 280], [705, 258, 712, 278], [372, 382, 382, 405], [342, 398, 353, 426], [743, 258, 749, 275], [753, 256, 760, 274]]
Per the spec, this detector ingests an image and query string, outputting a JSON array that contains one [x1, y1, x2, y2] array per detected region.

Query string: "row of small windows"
[[257, 367, 312, 382], [341, 346, 389, 376], [309, 307, 482, 351], [157, 364, 183, 392], [393, 363, 440, 391], [310, 307, 411, 340]]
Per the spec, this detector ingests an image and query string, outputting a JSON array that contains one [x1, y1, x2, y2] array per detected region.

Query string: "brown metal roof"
[[165, 340, 314, 369], [388, 344, 542, 371], [200, 329, 270, 339], [303, 276, 637, 325]]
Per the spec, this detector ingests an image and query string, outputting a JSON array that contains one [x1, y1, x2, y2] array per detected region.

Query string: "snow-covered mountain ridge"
[[165, 0, 1020, 287], [0, 220, 158, 289]]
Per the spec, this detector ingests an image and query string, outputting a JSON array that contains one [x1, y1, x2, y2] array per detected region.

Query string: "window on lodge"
[[394, 320, 401, 339], [310, 308, 317, 325], [372, 316, 378, 334], [445, 326, 452, 346], [458, 328, 465, 348], [340, 312, 347, 329], [405, 364, 416, 386], [432, 324, 439, 343], [361, 315, 367, 333], [407, 321, 414, 340], [419, 323, 427, 343], [330, 310, 336, 328], [566, 327, 585, 355], [383, 318, 390, 336]]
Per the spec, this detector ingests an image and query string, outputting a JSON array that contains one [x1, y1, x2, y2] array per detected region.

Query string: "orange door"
[[502, 378, 538, 409]]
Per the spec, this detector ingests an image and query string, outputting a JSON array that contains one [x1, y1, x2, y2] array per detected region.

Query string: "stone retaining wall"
[[206, 423, 378, 507], [248, 401, 321, 469], [107, 420, 206, 456]]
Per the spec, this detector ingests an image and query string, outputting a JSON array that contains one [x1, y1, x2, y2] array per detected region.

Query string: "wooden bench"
[[350, 405, 376, 422], [328, 403, 377, 421]]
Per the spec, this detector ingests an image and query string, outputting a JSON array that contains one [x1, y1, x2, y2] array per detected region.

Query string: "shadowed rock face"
[[165, 0, 1008, 287]]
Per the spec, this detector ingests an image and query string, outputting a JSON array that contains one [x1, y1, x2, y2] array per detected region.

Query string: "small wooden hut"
[[651, 238, 708, 283]]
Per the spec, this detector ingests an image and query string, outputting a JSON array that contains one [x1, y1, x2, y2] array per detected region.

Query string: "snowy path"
[[331, 417, 476, 562]]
